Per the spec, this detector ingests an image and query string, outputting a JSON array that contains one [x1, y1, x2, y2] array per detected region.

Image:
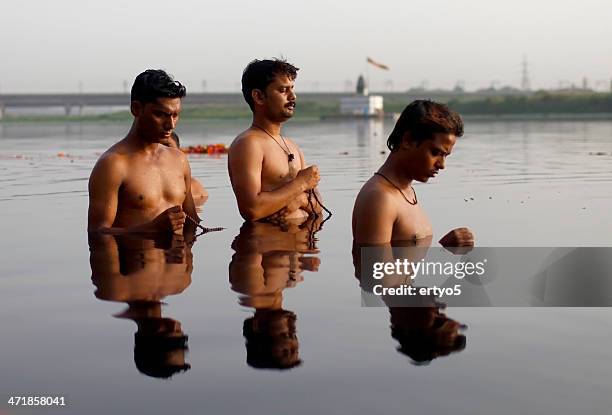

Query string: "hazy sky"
[[1, 0, 611, 93]]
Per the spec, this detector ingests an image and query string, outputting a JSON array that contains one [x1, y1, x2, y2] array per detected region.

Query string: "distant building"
[[340, 74, 384, 117], [356, 75, 368, 96], [340, 95, 384, 117]]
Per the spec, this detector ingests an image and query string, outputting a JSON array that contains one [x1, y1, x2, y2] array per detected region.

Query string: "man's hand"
[[299, 256, 321, 272], [286, 192, 309, 213], [265, 192, 310, 223], [296, 165, 320, 191], [439, 227, 474, 250], [151, 206, 186, 234]]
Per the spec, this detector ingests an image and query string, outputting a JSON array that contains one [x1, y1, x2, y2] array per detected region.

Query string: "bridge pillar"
[[64, 104, 72, 117], [0, 103, 4, 120]]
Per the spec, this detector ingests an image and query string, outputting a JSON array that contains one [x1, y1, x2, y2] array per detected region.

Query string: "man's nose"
[[166, 116, 177, 130], [289, 89, 297, 101], [437, 157, 446, 170]]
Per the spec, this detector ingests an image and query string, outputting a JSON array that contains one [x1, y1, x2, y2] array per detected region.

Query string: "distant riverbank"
[[2, 91, 610, 123]]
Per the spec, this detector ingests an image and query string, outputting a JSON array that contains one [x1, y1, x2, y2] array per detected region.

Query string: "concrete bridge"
[[0, 92, 359, 118], [0, 91, 470, 119]]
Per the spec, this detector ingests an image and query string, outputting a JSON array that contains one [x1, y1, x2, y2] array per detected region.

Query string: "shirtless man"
[[228, 59, 322, 222], [88, 69, 199, 235], [352, 100, 473, 247]]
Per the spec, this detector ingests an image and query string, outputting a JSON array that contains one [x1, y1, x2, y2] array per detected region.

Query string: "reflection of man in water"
[[163, 132, 208, 206], [352, 246, 467, 365], [228, 59, 322, 222], [229, 218, 322, 369], [353, 100, 473, 247], [389, 305, 466, 365], [89, 233, 193, 378], [243, 309, 300, 370], [88, 69, 200, 235]]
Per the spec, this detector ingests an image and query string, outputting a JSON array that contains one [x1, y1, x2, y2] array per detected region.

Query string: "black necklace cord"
[[308, 189, 333, 217], [185, 213, 225, 233], [374, 171, 417, 205], [252, 124, 295, 162]]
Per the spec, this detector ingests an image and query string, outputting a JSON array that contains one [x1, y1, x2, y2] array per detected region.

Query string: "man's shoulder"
[[355, 176, 398, 214], [94, 145, 128, 169], [229, 129, 266, 156], [231, 128, 265, 145], [357, 176, 396, 202], [89, 147, 129, 186]]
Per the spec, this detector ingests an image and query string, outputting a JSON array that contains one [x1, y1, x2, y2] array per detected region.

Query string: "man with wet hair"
[[88, 69, 200, 235], [352, 100, 474, 246], [228, 58, 322, 222]]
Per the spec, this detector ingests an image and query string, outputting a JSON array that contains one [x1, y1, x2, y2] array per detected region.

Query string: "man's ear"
[[130, 101, 142, 117], [400, 131, 416, 150], [251, 89, 266, 106]]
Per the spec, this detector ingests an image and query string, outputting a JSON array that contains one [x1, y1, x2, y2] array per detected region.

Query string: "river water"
[[1, 119, 611, 414]]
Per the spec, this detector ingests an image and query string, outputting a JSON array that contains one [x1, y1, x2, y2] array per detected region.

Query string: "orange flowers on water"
[[182, 144, 228, 155]]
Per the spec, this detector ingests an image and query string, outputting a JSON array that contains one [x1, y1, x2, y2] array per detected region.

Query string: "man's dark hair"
[[387, 100, 463, 151], [242, 309, 302, 370], [134, 320, 191, 379], [392, 325, 466, 365], [241, 59, 299, 111], [389, 307, 466, 365], [131, 69, 186, 104]]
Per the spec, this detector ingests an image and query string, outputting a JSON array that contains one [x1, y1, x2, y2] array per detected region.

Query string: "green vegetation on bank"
[[447, 91, 612, 115], [0, 101, 340, 123], [2, 92, 611, 123], [0, 112, 133, 123]]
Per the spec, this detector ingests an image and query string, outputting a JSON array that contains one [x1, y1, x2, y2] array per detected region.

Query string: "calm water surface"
[[1, 119, 611, 414]]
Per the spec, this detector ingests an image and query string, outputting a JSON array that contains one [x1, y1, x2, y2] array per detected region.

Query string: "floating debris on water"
[[182, 144, 228, 155]]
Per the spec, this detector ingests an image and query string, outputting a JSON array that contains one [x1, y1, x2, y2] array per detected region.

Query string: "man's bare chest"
[[261, 149, 300, 190], [393, 202, 433, 242], [120, 160, 186, 210]]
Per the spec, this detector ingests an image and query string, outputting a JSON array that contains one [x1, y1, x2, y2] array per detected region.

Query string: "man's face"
[[260, 75, 297, 121], [404, 132, 456, 182], [132, 97, 182, 143]]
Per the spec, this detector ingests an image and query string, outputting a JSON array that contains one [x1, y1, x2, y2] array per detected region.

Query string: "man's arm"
[[88, 154, 127, 233], [228, 136, 319, 221], [352, 190, 397, 245]]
